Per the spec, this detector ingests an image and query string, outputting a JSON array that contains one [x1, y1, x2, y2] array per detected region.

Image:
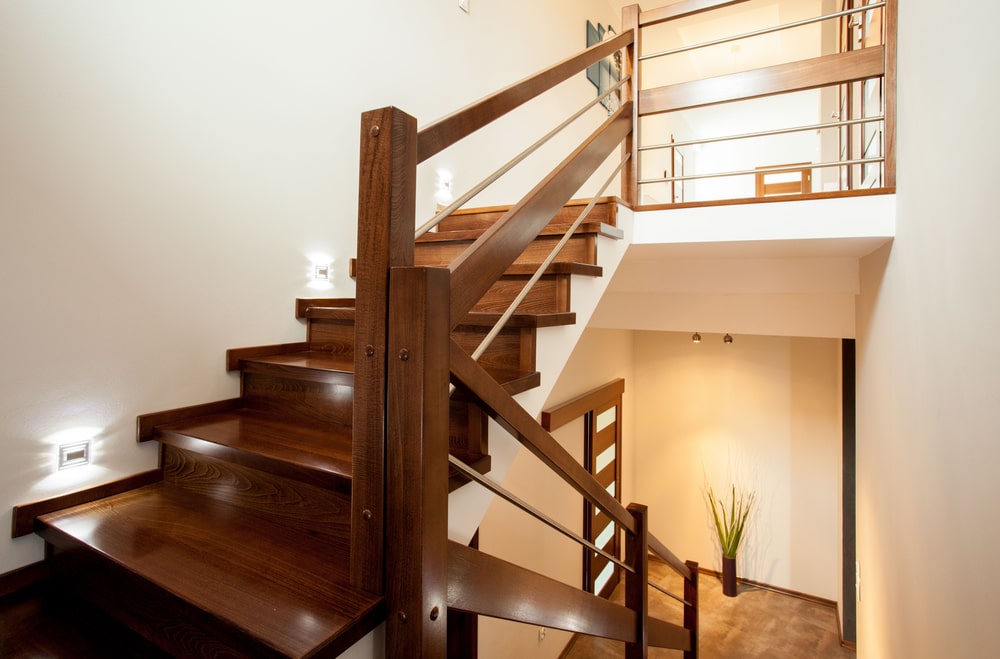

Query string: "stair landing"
[[35, 481, 383, 658]]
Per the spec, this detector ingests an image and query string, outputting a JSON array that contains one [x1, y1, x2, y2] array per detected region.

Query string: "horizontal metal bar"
[[448, 455, 636, 575], [640, 115, 884, 152], [415, 76, 630, 239], [470, 155, 630, 362], [640, 2, 886, 61], [639, 156, 883, 185], [649, 579, 693, 608]]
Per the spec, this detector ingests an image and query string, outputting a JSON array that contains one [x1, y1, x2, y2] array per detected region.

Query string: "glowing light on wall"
[[306, 253, 335, 291]]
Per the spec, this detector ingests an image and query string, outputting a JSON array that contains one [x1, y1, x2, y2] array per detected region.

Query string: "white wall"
[[854, 1, 1000, 656], [631, 331, 842, 602], [478, 327, 634, 659], [0, 0, 622, 578]]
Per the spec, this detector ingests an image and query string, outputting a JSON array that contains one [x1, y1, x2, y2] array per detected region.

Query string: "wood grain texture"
[[385, 267, 451, 656], [352, 106, 417, 593], [417, 32, 633, 163], [418, 232, 598, 268], [437, 197, 618, 232], [638, 186, 895, 211], [639, 47, 885, 115], [683, 560, 699, 659], [295, 297, 355, 319], [154, 408, 354, 495], [449, 339, 636, 536], [625, 504, 649, 658], [12, 470, 162, 538], [622, 4, 640, 206], [884, 0, 897, 187], [542, 378, 625, 431], [640, 0, 753, 27], [448, 104, 633, 329], [448, 541, 635, 640], [137, 398, 242, 443], [242, 370, 354, 427], [225, 342, 310, 372], [36, 483, 383, 658]]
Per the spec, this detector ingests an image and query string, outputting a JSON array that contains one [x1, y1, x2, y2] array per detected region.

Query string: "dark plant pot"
[[722, 556, 738, 597]]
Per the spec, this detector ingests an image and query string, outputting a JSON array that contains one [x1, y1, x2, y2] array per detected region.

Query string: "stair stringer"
[[447, 204, 634, 544]]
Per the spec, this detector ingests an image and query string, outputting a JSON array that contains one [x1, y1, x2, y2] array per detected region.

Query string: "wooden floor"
[[562, 559, 856, 659]]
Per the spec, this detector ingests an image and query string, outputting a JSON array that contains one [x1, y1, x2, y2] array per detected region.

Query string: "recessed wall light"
[[58, 440, 90, 469], [314, 264, 330, 281]]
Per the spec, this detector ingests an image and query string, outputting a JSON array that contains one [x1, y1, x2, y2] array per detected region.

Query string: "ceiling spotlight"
[[724, 333, 733, 344], [692, 332, 701, 343]]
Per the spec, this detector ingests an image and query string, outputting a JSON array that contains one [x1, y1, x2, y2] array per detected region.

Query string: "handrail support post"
[[625, 503, 649, 658], [684, 559, 699, 659]]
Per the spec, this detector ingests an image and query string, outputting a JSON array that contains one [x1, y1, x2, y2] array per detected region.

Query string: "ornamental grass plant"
[[708, 485, 755, 558]]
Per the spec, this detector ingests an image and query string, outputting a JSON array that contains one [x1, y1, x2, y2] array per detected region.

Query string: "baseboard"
[[0, 560, 50, 598]]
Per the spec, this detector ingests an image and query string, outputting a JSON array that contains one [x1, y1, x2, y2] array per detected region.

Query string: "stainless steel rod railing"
[[640, 2, 886, 61], [649, 578, 693, 608], [470, 155, 630, 362], [640, 115, 884, 153], [448, 455, 635, 575], [415, 76, 630, 239], [639, 156, 884, 186]]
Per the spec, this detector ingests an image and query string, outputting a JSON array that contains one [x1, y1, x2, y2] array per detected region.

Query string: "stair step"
[[238, 350, 354, 383], [458, 311, 577, 328], [35, 482, 383, 658], [154, 408, 353, 494], [434, 196, 619, 233]]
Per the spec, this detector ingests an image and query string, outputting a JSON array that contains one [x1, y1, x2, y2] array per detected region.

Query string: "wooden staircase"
[[12, 199, 621, 657]]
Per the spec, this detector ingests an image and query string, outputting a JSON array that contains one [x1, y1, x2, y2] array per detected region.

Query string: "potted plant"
[[708, 485, 755, 597]]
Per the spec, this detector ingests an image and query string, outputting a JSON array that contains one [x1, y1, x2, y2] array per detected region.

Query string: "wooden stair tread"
[[458, 311, 576, 329], [240, 350, 355, 386], [154, 409, 353, 490], [35, 483, 383, 658], [415, 221, 618, 244], [502, 262, 602, 277]]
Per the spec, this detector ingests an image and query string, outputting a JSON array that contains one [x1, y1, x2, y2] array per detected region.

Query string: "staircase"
[[16, 200, 622, 657]]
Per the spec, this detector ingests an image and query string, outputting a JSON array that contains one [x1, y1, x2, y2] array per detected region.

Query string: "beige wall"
[[0, 0, 619, 577], [631, 331, 842, 602], [855, 1, 1000, 656], [478, 327, 634, 659]]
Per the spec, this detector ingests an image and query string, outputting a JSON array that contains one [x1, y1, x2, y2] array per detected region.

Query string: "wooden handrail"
[[448, 102, 633, 329], [639, 46, 885, 115], [449, 339, 637, 536], [649, 534, 693, 581], [417, 30, 634, 164], [542, 378, 626, 431]]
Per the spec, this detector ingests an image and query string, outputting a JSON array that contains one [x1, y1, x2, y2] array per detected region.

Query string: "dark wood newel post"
[[352, 106, 417, 595], [621, 4, 641, 206], [385, 266, 450, 657], [625, 503, 648, 659], [684, 559, 699, 659]]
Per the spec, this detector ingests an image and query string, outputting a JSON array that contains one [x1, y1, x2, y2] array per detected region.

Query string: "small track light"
[[692, 332, 701, 343], [724, 333, 733, 344]]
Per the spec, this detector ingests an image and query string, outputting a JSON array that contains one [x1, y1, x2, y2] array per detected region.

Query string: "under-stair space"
[[10, 199, 620, 657]]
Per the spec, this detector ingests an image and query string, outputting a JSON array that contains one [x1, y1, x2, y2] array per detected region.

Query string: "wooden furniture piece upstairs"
[[755, 163, 813, 197]]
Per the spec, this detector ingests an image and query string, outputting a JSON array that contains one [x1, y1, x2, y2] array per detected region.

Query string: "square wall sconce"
[[58, 440, 91, 469]]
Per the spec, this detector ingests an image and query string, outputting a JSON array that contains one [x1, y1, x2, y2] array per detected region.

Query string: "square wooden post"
[[625, 503, 648, 658]]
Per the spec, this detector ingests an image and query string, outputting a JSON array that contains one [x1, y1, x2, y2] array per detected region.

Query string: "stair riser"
[[306, 320, 355, 356], [437, 199, 616, 232], [243, 372, 353, 427], [450, 400, 488, 456], [452, 325, 536, 374], [472, 274, 571, 313], [163, 445, 351, 535], [415, 234, 597, 268]]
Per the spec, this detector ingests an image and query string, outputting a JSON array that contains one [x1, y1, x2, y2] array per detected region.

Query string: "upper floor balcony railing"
[[623, 0, 895, 207]]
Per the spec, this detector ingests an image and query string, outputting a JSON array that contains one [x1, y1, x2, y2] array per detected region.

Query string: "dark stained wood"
[[154, 408, 354, 495], [649, 533, 693, 581], [225, 342, 311, 372], [457, 311, 576, 329], [0, 560, 49, 596], [542, 378, 625, 431], [639, 47, 885, 115], [418, 231, 599, 269], [637, 186, 895, 212], [294, 297, 355, 319], [452, 324, 536, 374], [447, 541, 636, 641], [352, 106, 418, 593], [417, 32, 633, 163], [12, 470, 162, 538], [137, 398, 242, 442], [625, 504, 648, 659], [239, 350, 355, 384], [648, 616, 693, 652], [35, 483, 383, 658], [884, 0, 897, 187], [307, 317, 358, 356], [640, 0, 753, 26], [385, 267, 450, 656], [449, 340, 636, 536], [448, 104, 633, 329], [684, 560, 700, 659], [437, 197, 619, 233], [242, 369, 354, 427], [622, 4, 640, 207]]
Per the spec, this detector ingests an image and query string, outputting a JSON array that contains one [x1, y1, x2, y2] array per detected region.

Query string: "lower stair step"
[[154, 408, 353, 494], [35, 482, 384, 658]]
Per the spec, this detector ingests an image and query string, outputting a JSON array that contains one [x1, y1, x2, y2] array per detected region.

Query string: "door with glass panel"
[[583, 396, 623, 598]]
